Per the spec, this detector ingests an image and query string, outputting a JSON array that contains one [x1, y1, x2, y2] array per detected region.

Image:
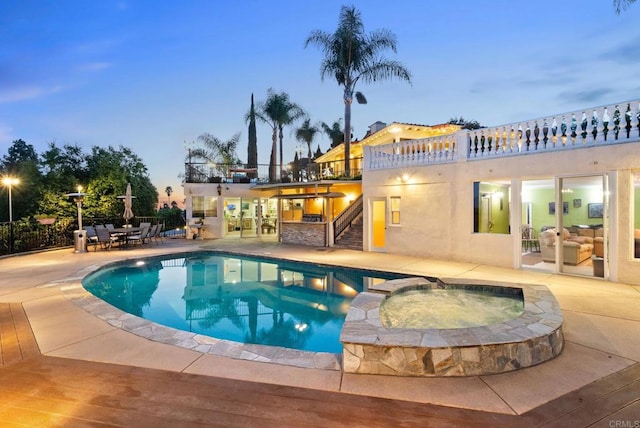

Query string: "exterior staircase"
[[334, 214, 363, 250]]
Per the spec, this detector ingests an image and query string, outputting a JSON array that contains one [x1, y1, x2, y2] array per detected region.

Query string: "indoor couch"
[[576, 227, 604, 257], [539, 228, 594, 265]]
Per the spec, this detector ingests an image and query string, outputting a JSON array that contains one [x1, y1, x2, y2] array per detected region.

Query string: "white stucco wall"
[[363, 142, 640, 285], [183, 183, 273, 239]]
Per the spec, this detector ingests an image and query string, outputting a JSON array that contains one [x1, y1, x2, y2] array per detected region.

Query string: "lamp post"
[[66, 189, 87, 253], [2, 177, 19, 222]]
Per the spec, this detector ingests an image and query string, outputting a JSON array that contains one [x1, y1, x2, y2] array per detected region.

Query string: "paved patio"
[[0, 237, 638, 426]]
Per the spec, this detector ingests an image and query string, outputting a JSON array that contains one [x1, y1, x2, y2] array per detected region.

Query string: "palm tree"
[[254, 90, 280, 182], [255, 89, 306, 181], [295, 118, 319, 180], [189, 132, 241, 179], [164, 186, 172, 206], [305, 5, 412, 177], [321, 119, 344, 149], [614, 0, 636, 13]]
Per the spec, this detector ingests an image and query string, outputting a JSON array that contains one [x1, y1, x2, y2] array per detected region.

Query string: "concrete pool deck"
[[0, 237, 639, 422]]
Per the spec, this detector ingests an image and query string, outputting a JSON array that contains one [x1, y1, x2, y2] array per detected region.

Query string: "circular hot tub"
[[341, 277, 563, 377]]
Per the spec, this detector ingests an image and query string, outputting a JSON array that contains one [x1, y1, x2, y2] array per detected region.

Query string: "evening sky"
[[1, 1, 639, 204]]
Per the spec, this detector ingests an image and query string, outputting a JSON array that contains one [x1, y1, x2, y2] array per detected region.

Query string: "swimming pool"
[[82, 251, 409, 353]]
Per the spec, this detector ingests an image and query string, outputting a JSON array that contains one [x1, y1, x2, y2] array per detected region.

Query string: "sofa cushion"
[[578, 229, 595, 238], [539, 229, 556, 246], [567, 236, 593, 244]]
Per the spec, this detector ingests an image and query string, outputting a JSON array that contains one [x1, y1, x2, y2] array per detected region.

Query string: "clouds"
[[0, 84, 65, 104]]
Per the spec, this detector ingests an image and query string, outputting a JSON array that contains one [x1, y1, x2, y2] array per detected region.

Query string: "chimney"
[[369, 121, 386, 135]]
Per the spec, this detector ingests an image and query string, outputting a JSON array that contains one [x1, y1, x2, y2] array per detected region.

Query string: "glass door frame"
[[556, 174, 608, 278]]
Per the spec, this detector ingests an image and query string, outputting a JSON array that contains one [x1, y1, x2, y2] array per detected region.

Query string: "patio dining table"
[[109, 227, 141, 248]]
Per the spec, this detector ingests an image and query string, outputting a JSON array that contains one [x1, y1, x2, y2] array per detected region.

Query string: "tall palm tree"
[[614, 0, 636, 13], [321, 119, 344, 149], [164, 186, 172, 206], [305, 5, 412, 177], [255, 89, 306, 181], [295, 118, 319, 180]]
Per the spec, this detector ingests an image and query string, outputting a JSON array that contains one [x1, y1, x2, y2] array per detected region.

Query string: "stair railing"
[[333, 194, 363, 240]]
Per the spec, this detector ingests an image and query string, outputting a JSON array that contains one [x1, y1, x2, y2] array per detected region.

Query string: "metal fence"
[[0, 215, 187, 257]]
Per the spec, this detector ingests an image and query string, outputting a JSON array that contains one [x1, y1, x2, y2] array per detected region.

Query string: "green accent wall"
[[478, 182, 510, 234], [526, 187, 603, 233]]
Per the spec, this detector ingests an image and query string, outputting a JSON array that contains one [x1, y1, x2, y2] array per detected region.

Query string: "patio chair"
[[85, 225, 99, 250], [126, 224, 150, 246], [94, 226, 115, 251], [146, 224, 158, 244], [153, 223, 164, 243]]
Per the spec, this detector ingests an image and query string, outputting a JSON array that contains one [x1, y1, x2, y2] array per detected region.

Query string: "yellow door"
[[371, 199, 386, 252]]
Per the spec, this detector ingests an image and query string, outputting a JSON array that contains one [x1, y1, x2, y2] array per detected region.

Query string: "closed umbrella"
[[123, 183, 134, 225]]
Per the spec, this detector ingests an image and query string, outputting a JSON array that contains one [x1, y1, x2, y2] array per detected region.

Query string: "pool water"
[[82, 252, 408, 353], [380, 288, 524, 329]]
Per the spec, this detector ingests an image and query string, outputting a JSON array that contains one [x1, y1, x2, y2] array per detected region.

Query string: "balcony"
[[366, 100, 640, 170], [184, 160, 364, 184]]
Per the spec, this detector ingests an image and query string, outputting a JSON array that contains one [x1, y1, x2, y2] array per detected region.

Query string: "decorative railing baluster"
[[625, 103, 633, 138], [591, 110, 599, 143]]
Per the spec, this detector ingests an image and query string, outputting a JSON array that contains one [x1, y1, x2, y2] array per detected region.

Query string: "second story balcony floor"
[[366, 100, 640, 171]]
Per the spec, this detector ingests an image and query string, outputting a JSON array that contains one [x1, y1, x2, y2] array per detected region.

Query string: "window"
[[473, 181, 510, 234], [192, 196, 218, 218], [390, 196, 401, 225]]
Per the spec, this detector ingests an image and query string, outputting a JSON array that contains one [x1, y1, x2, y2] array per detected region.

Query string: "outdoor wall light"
[[217, 184, 222, 196], [396, 173, 410, 183]]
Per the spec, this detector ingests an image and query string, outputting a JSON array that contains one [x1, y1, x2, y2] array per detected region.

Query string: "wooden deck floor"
[[0, 303, 638, 427]]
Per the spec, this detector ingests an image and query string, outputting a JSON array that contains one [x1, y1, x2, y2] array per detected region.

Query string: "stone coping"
[[341, 277, 564, 377], [61, 258, 341, 372]]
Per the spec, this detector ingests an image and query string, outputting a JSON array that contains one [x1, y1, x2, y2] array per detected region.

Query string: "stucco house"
[[183, 99, 640, 286]]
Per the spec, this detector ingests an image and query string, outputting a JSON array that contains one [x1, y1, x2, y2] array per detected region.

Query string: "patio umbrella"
[[123, 183, 134, 225]]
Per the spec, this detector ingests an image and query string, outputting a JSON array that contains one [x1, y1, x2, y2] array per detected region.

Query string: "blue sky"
[[1, 1, 639, 203]]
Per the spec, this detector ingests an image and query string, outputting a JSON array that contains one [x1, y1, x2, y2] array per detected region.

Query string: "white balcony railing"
[[366, 134, 461, 170], [366, 100, 640, 171]]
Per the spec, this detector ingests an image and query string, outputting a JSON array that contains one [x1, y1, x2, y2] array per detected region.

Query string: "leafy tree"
[[0, 139, 43, 221], [448, 117, 483, 130], [83, 146, 157, 219], [305, 5, 411, 176], [0, 141, 157, 222], [295, 118, 319, 178], [321, 119, 344, 149], [247, 93, 258, 173]]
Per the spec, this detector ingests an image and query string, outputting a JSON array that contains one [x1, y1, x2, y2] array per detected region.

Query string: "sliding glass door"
[[521, 175, 608, 278]]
